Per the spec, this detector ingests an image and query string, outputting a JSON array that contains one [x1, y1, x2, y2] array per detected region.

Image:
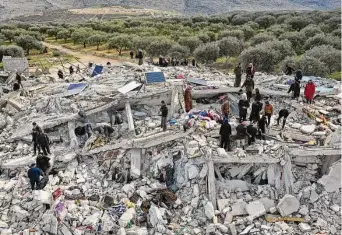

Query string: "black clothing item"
[[160, 105, 168, 117], [242, 78, 254, 92], [16, 73, 22, 85], [238, 99, 249, 123], [247, 125, 258, 145], [265, 114, 272, 127], [159, 57, 163, 66], [258, 116, 267, 140], [295, 70, 302, 81], [250, 101, 263, 123], [75, 126, 86, 136], [40, 145, 50, 155], [234, 66, 242, 76], [246, 67, 252, 76], [137, 51, 143, 59], [236, 124, 247, 139], [288, 82, 300, 98], [255, 92, 262, 101], [220, 123, 232, 138], [36, 155, 51, 173], [33, 142, 40, 155], [306, 98, 312, 104], [13, 83, 20, 91], [30, 178, 39, 190], [37, 133, 49, 147], [130, 51, 134, 59], [220, 137, 231, 151], [285, 66, 294, 75], [192, 59, 196, 67], [57, 70, 64, 79], [277, 109, 289, 129], [69, 66, 74, 75], [234, 75, 242, 87]]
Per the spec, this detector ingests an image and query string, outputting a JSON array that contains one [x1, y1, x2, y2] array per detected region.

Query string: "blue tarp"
[[91, 65, 104, 77], [145, 72, 166, 84], [65, 83, 88, 96]]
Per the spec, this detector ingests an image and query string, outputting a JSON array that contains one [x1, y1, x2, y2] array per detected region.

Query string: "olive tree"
[[193, 42, 220, 64], [305, 45, 341, 73], [178, 36, 202, 54], [304, 34, 341, 50], [300, 24, 323, 39], [298, 56, 328, 77], [1, 29, 16, 43], [218, 37, 244, 60], [57, 29, 70, 42], [0, 45, 25, 62], [71, 28, 91, 48], [15, 35, 42, 55], [168, 44, 190, 59], [280, 32, 305, 54], [250, 33, 276, 46], [285, 16, 312, 31], [147, 39, 175, 58], [255, 15, 276, 29], [219, 30, 244, 40], [108, 35, 132, 55], [88, 34, 108, 50]]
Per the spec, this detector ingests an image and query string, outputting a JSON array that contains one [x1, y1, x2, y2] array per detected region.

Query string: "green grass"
[[328, 71, 341, 81]]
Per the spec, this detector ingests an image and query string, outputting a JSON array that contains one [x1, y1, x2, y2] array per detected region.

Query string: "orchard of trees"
[[0, 10, 340, 78]]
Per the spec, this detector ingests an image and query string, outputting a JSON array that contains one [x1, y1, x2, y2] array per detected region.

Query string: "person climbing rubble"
[[249, 100, 263, 123], [27, 164, 44, 190], [246, 123, 258, 145], [295, 68, 303, 82], [36, 154, 51, 174], [234, 63, 242, 87], [57, 69, 64, 79], [241, 76, 255, 102], [304, 80, 316, 104], [130, 51, 134, 59], [284, 65, 294, 75], [36, 130, 51, 155], [75, 123, 93, 144], [238, 93, 249, 123], [264, 100, 273, 126], [219, 117, 232, 151], [255, 88, 262, 101], [246, 63, 256, 79], [236, 121, 247, 149], [159, 101, 168, 132], [288, 80, 301, 100], [258, 115, 268, 140], [184, 86, 193, 112], [69, 66, 74, 75], [277, 108, 290, 130], [15, 72, 23, 88], [32, 122, 42, 155], [137, 49, 144, 65]]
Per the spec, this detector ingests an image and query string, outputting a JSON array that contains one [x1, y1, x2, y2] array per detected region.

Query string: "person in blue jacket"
[[27, 164, 44, 190]]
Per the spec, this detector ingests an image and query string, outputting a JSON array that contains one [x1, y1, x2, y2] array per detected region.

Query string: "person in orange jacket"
[[264, 100, 273, 126]]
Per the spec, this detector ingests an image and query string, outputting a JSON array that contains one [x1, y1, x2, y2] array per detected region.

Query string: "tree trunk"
[[26, 49, 30, 55], [83, 42, 86, 48], [97, 44, 99, 51], [119, 49, 122, 55]]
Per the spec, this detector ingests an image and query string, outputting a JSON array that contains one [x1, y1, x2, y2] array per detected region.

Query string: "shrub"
[[218, 37, 244, 59], [250, 33, 276, 46], [231, 15, 251, 25], [305, 45, 341, 73], [147, 39, 175, 57], [15, 35, 42, 55], [331, 29, 341, 37], [219, 30, 244, 40], [198, 33, 211, 43], [285, 16, 312, 31], [276, 14, 291, 24], [194, 42, 220, 63], [246, 21, 259, 30], [255, 15, 276, 29], [0, 45, 25, 62], [280, 32, 305, 54], [57, 29, 70, 42], [52, 49, 61, 57], [328, 71, 341, 81], [304, 34, 341, 50], [168, 44, 190, 59], [266, 24, 290, 37], [240, 25, 255, 40], [263, 40, 296, 62], [298, 56, 328, 77], [300, 24, 323, 39], [178, 36, 202, 53]]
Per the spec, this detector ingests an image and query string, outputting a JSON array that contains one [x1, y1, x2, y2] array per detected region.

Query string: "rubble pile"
[[0, 62, 340, 235]]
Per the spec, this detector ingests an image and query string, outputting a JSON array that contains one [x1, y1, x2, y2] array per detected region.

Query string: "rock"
[[149, 205, 167, 228], [261, 225, 271, 230], [224, 213, 233, 225], [299, 223, 311, 232], [59, 224, 73, 235], [300, 124, 316, 134], [314, 218, 327, 228], [217, 199, 230, 212], [310, 189, 319, 203], [41, 213, 58, 235], [193, 228, 201, 234], [318, 161, 341, 192], [299, 205, 309, 216], [119, 208, 136, 227], [88, 194, 100, 201], [259, 198, 275, 212], [330, 204, 340, 212], [217, 148, 228, 158], [199, 164, 208, 178], [188, 165, 199, 179], [0, 221, 8, 228], [269, 207, 277, 213], [102, 211, 116, 232], [191, 197, 200, 208], [33, 190, 52, 205], [277, 194, 300, 216], [122, 184, 135, 195], [240, 224, 254, 235], [330, 225, 337, 234], [229, 223, 237, 235], [117, 228, 126, 235], [245, 201, 266, 220], [204, 201, 215, 219], [276, 222, 290, 231], [225, 180, 249, 191], [193, 184, 199, 196], [215, 223, 228, 233], [231, 201, 247, 216], [83, 211, 102, 228]]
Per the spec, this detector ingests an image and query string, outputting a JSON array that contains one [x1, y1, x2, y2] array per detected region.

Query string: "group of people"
[[57, 65, 81, 79], [287, 68, 316, 104]]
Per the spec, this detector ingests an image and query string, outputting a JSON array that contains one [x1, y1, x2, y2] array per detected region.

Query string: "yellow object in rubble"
[[265, 215, 305, 223], [125, 200, 135, 208]]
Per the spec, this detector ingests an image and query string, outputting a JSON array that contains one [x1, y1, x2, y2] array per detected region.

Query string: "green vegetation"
[[0, 10, 340, 77]]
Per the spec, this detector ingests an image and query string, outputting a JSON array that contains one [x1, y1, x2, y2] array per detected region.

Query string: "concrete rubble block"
[[299, 223, 311, 232], [193, 228, 201, 234], [117, 228, 126, 235], [277, 194, 300, 216], [193, 184, 200, 197], [217, 199, 230, 212], [298, 205, 309, 216], [259, 197, 275, 212], [0, 221, 9, 228], [231, 201, 247, 216], [82, 211, 102, 228], [41, 213, 58, 235], [191, 196, 200, 208], [240, 224, 255, 235], [330, 204, 340, 212], [59, 224, 73, 235], [102, 211, 116, 232], [318, 161, 341, 192], [199, 164, 208, 178], [217, 148, 228, 158], [314, 218, 328, 228], [225, 180, 249, 192], [245, 201, 266, 220], [122, 184, 135, 196], [215, 223, 229, 233], [300, 124, 316, 134], [188, 165, 199, 179], [204, 201, 215, 219], [149, 205, 167, 227], [33, 190, 52, 205]]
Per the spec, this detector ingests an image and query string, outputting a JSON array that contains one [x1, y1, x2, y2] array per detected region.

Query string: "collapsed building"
[[0, 62, 340, 235]]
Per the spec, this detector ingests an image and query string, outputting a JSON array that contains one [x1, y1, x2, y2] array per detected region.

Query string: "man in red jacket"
[[304, 80, 316, 104]]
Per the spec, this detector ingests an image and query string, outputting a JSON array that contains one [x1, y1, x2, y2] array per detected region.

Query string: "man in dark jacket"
[[36, 154, 51, 174], [137, 49, 144, 65], [246, 123, 258, 145], [32, 122, 42, 155], [236, 122, 247, 149], [288, 80, 300, 100], [160, 101, 168, 131], [238, 93, 249, 123], [69, 66, 74, 75], [258, 115, 268, 140], [219, 118, 232, 151], [249, 100, 263, 123], [295, 69, 302, 82], [234, 64, 242, 87], [255, 88, 262, 101], [27, 165, 44, 190], [277, 109, 290, 130], [285, 65, 294, 75], [57, 70, 64, 79], [37, 131, 50, 155], [130, 51, 134, 59], [16, 72, 23, 88], [241, 77, 255, 103]]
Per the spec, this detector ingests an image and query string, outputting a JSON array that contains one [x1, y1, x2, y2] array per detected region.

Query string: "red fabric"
[[184, 88, 192, 112], [304, 83, 316, 100]]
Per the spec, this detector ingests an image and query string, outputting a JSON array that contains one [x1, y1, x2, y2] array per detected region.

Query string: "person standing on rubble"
[[36, 154, 51, 174], [236, 121, 247, 149], [241, 76, 254, 103], [234, 63, 242, 87], [15, 72, 23, 88], [304, 80, 316, 104], [221, 97, 230, 118], [249, 100, 263, 123], [258, 115, 267, 140], [69, 66, 74, 75], [277, 108, 290, 130], [246, 123, 258, 145], [285, 65, 294, 75], [295, 68, 303, 82], [238, 93, 249, 123], [255, 88, 262, 101], [288, 80, 301, 100], [159, 101, 168, 132], [32, 122, 42, 155], [192, 59, 196, 67], [220, 117, 232, 151], [184, 86, 193, 112], [27, 164, 44, 190], [37, 130, 51, 155], [57, 70, 64, 79], [246, 63, 256, 79], [76, 65, 81, 74], [264, 101, 273, 126], [137, 49, 144, 65], [130, 51, 134, 59]]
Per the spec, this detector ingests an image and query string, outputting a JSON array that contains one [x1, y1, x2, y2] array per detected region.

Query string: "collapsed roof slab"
[[289, 148, 341, 157], [213, 154, 280, 164]]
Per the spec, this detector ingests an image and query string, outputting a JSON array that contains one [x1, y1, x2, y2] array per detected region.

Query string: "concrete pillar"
[[68, 121, 78, 150], [125, 102, 134, 131]]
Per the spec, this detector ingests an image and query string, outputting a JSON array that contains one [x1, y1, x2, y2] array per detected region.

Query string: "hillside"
[[0, 0, 340, 21]]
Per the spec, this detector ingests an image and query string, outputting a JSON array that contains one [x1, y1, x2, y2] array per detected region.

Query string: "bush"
[[178, 36, 202, 53], [285, 16, 312, 31], [305, 45, 341, 73], [263, 40, 296, 62], [304, 34, 341, 50], [300, 24, 323, 39], [219, 30, 244, 40], [52, 49, 61, 57], [280, 56, 297, 73], [246, 21, 259, 30], [280, 32, 305, 54], [250, 33, 276, 46], [331, 29, 341, 37], [194, 42, 220, 63], [198, 33, 211, 43], [147, 39, 175, 58], [276, 14, 291, 24], [57, 29, 70, 42], [15, 35, 42, 55], [240, 25, 255, 40], [255, 15, 276, 29], [298, 56, 328, 77], [168, 44, 190, 59], [328, 71, 341, 81], [231, 15, 251, 25], [0, 45, 25, 61], [266, 24, 290, 37], [218, 37, 244, 59]]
